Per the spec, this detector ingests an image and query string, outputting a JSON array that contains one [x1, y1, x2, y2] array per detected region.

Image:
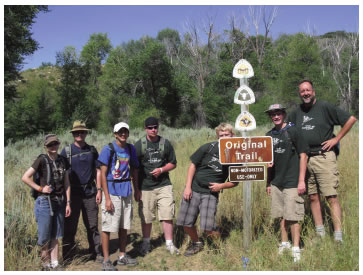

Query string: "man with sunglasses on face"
[[134, 117, 179, 255], [61, 121, 103, 263], [265, 104, 309, 262], [97, 122, 140, 271]]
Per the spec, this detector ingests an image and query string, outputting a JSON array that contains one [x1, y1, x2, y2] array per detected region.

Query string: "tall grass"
[[4, 125, 359, 271]]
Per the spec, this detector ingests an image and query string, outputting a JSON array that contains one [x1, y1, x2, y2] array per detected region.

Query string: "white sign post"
[[232, 59, 255, 251]]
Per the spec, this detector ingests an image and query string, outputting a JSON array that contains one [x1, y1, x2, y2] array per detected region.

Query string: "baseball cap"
[[44, 134, 60, 146], [144, 117, 159, 127], [113, 122, 130, 133]]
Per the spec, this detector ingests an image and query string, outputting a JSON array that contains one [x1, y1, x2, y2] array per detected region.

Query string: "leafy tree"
[[4, 5, 48, 101], [55, 46, 91, 126]]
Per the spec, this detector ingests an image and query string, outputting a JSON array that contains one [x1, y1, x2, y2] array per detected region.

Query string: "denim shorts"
[[34, 196, 65, 246]]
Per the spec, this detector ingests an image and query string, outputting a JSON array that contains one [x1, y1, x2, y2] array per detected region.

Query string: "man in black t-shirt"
[[176, 123, 238, 257], [288, 79, 357, 242], [265, 104, 309, 262]]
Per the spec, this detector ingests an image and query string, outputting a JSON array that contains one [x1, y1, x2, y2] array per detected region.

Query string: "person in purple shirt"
[[97, 122, 140, 271]]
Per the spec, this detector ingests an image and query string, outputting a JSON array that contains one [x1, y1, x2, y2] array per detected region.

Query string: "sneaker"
[[117, 254, 138, 266], [166, 244, 180, 255], [278, 242, 291, 254], [184, 242, 204, 257], [102, 259, 117, 271], [139, 241, 151, 255], [292, 247, 301, 263]]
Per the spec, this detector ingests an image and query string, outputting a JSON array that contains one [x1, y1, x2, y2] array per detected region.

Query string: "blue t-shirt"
[[98, 141, 139, 197]]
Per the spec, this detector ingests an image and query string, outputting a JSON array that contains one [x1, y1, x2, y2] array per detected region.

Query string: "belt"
[[308, 150, 326, 157]]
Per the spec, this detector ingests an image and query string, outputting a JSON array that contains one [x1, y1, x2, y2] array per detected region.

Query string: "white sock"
[[143, 237, 150, 243], [51, 260, 59, 268], [119, 255, 125, 260], [334, 231, 343, 241], [316, 225, 326, 237], [166, 240, 173, 246], [292, 246, 300, 252], [281, 241, 290, 246]]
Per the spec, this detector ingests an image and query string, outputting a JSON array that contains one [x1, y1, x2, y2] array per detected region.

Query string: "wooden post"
[[240, 77, 252, 251]]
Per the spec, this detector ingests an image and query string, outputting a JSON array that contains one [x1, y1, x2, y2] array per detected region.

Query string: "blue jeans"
[[34, 196, 65, 246]]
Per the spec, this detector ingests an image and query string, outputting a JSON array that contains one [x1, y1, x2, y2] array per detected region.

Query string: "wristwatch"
[[97, 187, 103, 191]]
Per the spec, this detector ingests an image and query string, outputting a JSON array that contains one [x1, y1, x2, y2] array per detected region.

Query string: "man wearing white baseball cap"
[[97, 122, 140, 271]]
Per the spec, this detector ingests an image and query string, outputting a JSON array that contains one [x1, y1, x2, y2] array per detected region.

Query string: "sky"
[[18, 4, 359, 71]]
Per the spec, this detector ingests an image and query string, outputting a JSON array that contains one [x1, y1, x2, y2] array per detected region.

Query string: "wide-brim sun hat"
[[264, 104, 286, 114], [70, 120, 90, 132]]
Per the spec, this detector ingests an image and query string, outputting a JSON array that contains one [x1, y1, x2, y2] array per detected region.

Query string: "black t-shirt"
[[266, 124, 309, 188], [190, 142, 230, 197], [32, 154, 68, 198], [134, 136, 177, 191], [288, 100, 351, 152]]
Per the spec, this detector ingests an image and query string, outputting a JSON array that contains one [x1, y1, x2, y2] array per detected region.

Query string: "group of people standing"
[[21, 79, 357, 270]]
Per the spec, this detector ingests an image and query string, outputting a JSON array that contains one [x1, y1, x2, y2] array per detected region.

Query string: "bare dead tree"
[[177, 17, 220, 128], [242, 6, 278, 66], [319, 32, 359, 113]]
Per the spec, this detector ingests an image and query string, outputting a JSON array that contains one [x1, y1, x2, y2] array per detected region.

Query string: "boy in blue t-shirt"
[[97, 122, 140, 271]]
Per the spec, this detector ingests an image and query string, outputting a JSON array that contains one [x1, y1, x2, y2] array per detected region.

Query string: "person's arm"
[[321, 116, 357, 151], [21, 167, 53, 194], [131, 167, 141, 202], [183, 163, 196, 200], [95, 168, 102, 204], [297, 153, 308, 195], [266, 163, 274, 196], [150, 163, 176, 178], [65, 170, 71, 217], [100, 165, 114, 212], [208, 181, 238, 193]]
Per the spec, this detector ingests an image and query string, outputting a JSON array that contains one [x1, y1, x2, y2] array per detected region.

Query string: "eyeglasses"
[[46, 142, 60, 147], [73, 131, 87, 136], [269, 112, 283, 117], [146, 126, 158, 130]]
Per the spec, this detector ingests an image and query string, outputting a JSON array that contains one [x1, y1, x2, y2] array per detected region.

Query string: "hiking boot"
[[278, 242, 291, 255], [139, 241, 151, 255], [184, 242, 204, 257], [117, 254, 138, 266], [291, 247, 301, 263], [166, 244, 180, 255], [102, 259, 117, 271], [95, 254, 104, 263]]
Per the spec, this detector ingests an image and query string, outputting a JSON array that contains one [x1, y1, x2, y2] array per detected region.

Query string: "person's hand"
[[96, 190, 102, 205], [42, 185, 53, 194], [297, 180, 306, 195], [209, 182, 222, 193], [65, 204, 71, 217], [183, 186, 192, 200], [266, 186, 271, 196], [321, 137, 339, 152], [267, 163, 274, 168], [105, 199, 114, 212], [150, 168, 162, 178], [134, 189, 141, 202]]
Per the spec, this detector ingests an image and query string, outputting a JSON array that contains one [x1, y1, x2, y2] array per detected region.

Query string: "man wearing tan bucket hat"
[[61, 121, 103, 263]]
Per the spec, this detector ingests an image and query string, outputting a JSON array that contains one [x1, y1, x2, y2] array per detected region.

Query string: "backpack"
[[31, 154, 52, 200], [271, 122, 296, 152], [64, 144, 98, 167], [140, 136, 165, 160], [107, 142, 134, 181]]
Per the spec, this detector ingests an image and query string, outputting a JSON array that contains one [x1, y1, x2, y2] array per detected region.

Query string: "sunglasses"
[[46, 142, 60, 147], [146, 126, 158, 130], [73, 131, 87, 136]]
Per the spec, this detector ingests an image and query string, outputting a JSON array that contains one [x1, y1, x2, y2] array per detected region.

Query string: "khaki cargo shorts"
[[138, 185, 175, 224], [271, 185, 305, 221], [307, 151, 339, 197], [101, 194, 133, 232]]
